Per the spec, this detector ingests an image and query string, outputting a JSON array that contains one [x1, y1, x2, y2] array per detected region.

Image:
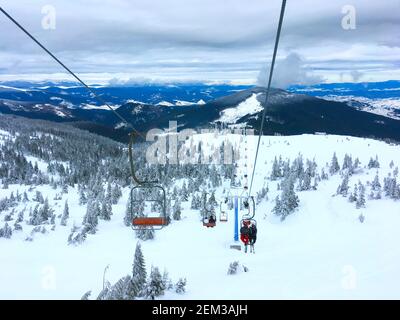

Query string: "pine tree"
[[368, 156, 380, 169], [111, 184, 122, 205], [136, 227, 154, 241], [0, 223, 13, 239], [190, 195, 198, 210], [106, 183, 112, 203], [34, 191, 44, 203], [342, 154, 353, 174], [107, 275, 134, 300], [62, 184, 68, 194], [371, 172, 381, 191], [321, 168, 329, 180], [172, 200, 182, 221], [161, 270, 172, 291], [272, 176, 299, 221], [356, 182, 366, 209], [336, 173, 350, 196], [83, 200, 99, 234], [270, 157, 281, 180], [67, 225, 87, 246], [329, 152, 340, 175], [100, 200, 111, 221], [175, 278, 187, 294], [16, 209, 24, 223], [124, 192, 133, 226], [354, 157, 360, 170], [180, 182, 189, 201], [208, 191, 217, 207], [227, 261, 240, 275], [349, 184, 358, 203], [61, 200, 69, 226], [81, 291, 91, 300], [79, 189, 87, 205], [144, 266, 164, 300], [132, 242, 147, 296]]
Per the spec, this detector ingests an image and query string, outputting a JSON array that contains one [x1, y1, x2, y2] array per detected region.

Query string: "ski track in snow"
[[1, 133, 400, 299]]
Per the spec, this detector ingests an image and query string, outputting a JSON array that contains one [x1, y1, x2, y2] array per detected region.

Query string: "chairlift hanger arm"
[[128, 132, 158, 185]]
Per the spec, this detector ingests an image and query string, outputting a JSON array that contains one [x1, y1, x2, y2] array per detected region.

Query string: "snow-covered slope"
[[1, 122, 400, 299], [215, 93, 263, 124], [319, 95, 400, 120]]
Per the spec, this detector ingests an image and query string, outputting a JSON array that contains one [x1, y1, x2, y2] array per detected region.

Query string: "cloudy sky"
[[0, 0, 399, 87]]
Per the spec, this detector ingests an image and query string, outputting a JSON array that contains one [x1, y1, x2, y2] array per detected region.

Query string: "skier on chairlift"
[[240, 220, 251, 253], [209, 215, 216, 224], [248, 222, 257, 254]]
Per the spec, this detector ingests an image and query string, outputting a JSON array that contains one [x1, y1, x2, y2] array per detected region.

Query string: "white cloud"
[[0, 0, 399, 84], [257, 53, 324, 89]]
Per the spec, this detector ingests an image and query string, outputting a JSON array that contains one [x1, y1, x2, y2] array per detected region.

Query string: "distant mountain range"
[[1, 80, 400, 142], [288, 80, 400, 120]]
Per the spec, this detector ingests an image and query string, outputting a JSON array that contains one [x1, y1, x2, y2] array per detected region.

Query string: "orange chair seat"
[[132, 217, 167, 226]]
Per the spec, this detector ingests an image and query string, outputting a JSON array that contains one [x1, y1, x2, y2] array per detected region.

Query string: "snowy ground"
[[1, 133, 400, 299]]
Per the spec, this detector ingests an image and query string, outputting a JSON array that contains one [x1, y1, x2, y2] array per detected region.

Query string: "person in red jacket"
[[240, 220, 250, 253]]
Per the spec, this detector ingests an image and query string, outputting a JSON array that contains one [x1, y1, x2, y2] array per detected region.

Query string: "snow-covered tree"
[[83, 200, 99, 234], [336, 173, 350, 196], [227, 261, 240, 275], [270, 156, 282, 180], [0, 223, 12, 239], [321, 168, 329, 180], [368, 156, 380, 169], [354, 158, 360, 170], [180, 182, 189, 201], [79, 189, 87, 205], [342, 154, 353, 174], [329, 152, 340, 175], [124, 192, 133, 226], [371, 172, 381, 191], [356, 182, 366, 209], [68, 224, 87, 245], [172, 200, 182, 221], [106, 275, 135, 300], [111, 184, 122, 205], [132, 242, 147, 296], [100, 199, 112, 221], [349, 184, 358, 203], [136, 227, 155, 241], [144, 266, 164, 300], [272, 175, 299, 221], [81, 291, 91, 300], [61, 200, 69, 226], [175, 278, 187, 294]]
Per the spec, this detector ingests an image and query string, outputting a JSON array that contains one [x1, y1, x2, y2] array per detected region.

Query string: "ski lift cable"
[[248, 0, 286, 196], [0, 7, 141, 138]]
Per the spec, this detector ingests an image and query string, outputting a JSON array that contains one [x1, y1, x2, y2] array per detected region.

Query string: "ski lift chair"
[[129, 132, 169, 230], [241, 196, 256, 225], [219, 199, 228, 222], [130, 185, 168, 230], [203, 214, 217, 228]]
